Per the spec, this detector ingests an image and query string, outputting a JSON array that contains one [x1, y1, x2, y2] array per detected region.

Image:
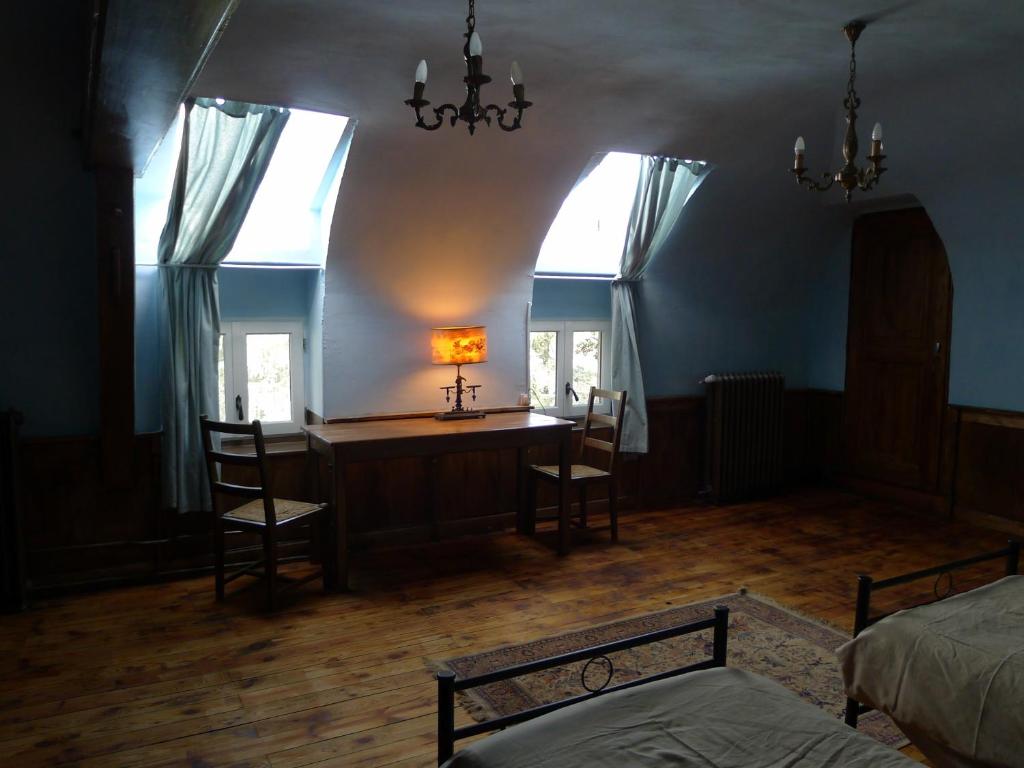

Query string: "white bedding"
[[443, 667, 915, 767], [838, 575, 1024, 768]]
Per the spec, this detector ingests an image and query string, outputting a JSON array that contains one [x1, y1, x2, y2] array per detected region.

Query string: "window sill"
[[533, 273, 615, 281]]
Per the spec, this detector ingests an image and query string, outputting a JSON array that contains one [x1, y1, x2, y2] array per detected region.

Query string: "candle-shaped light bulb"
[[793, 136, 806, 173], [510, 60, 526, 105], [869, 122, 883, 161], [469, 32, 483, 56], [415, 59, 428, 84]]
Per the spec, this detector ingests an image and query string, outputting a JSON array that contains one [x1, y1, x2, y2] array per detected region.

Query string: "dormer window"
[[533, 152, 643, 278], [135, 105, 353, 267]]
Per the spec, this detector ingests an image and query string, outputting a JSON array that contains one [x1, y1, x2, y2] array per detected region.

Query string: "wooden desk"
[[304, 412, 574, 590]]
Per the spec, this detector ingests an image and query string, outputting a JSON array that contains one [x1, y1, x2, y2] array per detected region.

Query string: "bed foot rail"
[[435, 606, 730, 765]]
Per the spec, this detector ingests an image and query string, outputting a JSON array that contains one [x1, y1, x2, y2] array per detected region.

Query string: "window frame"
[[219, 319, 305, 435], [528, 319, 611, 419]]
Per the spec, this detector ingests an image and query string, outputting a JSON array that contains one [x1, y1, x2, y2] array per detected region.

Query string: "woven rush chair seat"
[[531, 464, 610, 481], [528, 387, 627, 542], [224, 498, 325, 525]]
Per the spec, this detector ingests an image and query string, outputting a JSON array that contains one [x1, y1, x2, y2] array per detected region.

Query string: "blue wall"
[[219, 267, 319, 320], [306, 269, 326, 416], [1, 8, 99, 437], [636, 139, 850, 398], [531, 278, 611, 320], [800, 43, 1024, 412], [9, 7, 1023, 444]]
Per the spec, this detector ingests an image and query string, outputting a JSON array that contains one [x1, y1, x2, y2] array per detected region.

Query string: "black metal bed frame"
[[844, 540, 1020, 728], [436, 605, 730, 765]]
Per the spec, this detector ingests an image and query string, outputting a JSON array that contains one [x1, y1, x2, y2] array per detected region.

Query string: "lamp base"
[[434, 410, 486, 421]]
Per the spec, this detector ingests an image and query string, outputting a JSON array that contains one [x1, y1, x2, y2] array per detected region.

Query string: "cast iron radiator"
[[702, 372, 785, 503]]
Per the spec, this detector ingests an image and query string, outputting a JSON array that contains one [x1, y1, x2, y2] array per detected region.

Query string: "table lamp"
[[431, 326, 487, 420]]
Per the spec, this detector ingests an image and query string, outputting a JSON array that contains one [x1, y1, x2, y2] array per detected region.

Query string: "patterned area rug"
[[441, 591, 908, 749]]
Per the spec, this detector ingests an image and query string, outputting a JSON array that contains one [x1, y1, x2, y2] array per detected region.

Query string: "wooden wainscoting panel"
[[31, 392, 1024, 592], [954, 407, 1024, 526], [639, 397, 704, 509], [20, 433, 316, 592], [20, 433, 161, 588], [784, 390, 809, 484], [804, 390, 844, 483]]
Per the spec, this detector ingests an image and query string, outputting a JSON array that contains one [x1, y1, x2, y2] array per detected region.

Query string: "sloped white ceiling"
[[193, 1, 1024, 416]]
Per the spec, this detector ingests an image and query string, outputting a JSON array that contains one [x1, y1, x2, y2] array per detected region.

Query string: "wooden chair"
[[200, 416, 328, 610], [528, 387, 627, 541]]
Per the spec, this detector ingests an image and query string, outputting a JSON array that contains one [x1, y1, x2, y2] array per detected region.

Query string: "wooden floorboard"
[[1, 489, 1005, 766]]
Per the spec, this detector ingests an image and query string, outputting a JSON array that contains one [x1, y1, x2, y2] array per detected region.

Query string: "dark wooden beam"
[[83, 0, 240, 173], [82, 0, 240, 489], [96, 167, 136, 488]]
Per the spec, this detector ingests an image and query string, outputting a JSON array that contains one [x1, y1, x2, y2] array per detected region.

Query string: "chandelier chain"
[[845, 38, 859, 108], [848, 48, 856, 94], [467, 0, 476, 33]]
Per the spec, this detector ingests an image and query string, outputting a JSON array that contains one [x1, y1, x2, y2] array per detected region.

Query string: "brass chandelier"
[[405, 0, 531, 134], [792, 21, 887, 202]]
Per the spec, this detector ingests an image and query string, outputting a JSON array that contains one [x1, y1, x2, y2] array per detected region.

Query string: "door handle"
[[235, 394, 244, 421], [565, 382, 580, 402]]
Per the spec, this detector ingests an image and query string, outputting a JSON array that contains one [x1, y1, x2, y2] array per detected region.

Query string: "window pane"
[[535, 152, 642, 276], [226, 110, 350, 266], [246, 334, 292, 422], [529, 331, 558, 409], [218, 334, 226, 421], [572, 331, 601, 402]]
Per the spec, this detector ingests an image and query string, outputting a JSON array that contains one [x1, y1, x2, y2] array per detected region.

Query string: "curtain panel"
[[611, 157, 708, 453], [159, 98, 290, 512]]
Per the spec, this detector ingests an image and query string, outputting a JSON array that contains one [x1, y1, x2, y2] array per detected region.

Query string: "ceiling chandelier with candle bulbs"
[[404, 0, 531, 134], [792, 21, 887, 202]]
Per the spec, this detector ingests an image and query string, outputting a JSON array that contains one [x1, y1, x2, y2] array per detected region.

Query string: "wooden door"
[[843, 208, 952, 491]]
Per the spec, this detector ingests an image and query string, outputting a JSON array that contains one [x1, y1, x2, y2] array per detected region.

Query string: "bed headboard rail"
[[437, 605, 730, 765], [854, 540, 1020, 637], [844, 540, 1020, 729]]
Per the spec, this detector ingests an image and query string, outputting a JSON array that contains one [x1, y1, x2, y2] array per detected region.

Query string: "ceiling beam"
[[83, 0, 240, 174]]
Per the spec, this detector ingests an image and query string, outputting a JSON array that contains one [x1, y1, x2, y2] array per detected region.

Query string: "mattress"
[[838, 575, 1024, 768], [443, 666, 915, 767]]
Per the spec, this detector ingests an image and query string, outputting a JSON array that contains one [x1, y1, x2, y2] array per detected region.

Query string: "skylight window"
[[226, 110, 350, 267], [134, 105, 352, 267], [534, 152, 643, 277]]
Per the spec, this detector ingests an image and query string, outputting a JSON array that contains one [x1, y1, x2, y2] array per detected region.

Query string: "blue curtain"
[[159, 99, 290, 511], [611, 157, 708, 453]]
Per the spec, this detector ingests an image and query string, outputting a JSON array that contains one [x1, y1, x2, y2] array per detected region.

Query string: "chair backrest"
[[579, 387, 628, 474], [199, 416, 277, 527]]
